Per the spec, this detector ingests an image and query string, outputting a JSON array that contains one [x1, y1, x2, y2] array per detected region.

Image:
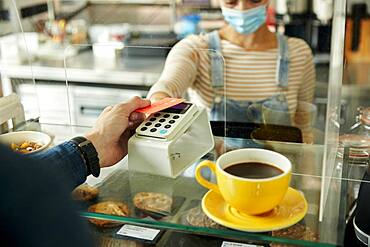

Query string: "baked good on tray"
[[71, 184, 99, 201], [186, 206, 225, 229], [271, 224, 318, 247], [100, 237, 144, 247], [133, 192, 173, 213], [88, 201, 129, 227]]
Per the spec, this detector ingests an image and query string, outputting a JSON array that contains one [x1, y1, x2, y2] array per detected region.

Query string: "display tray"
[[78, 164, 336, 246], [76, 170, 186, 222]]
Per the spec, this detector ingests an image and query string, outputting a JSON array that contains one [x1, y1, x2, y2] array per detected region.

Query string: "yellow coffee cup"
[[195, 148, 292, 215]]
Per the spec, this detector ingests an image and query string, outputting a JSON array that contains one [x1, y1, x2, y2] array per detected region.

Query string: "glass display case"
[[2, 0, 369, 246], [10, 119, 360, 246]]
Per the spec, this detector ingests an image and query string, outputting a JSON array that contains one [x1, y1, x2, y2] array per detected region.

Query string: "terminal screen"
[[162, 103, 192, 114]]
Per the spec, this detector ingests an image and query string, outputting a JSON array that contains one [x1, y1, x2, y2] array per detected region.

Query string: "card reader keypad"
[[137, 112, 182, 137]]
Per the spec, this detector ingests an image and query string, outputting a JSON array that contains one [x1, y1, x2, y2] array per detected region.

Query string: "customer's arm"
[[0, 145, 94, 247], [29, 141, 88, 190], [148, 35, 201, 101], [29, 97, 150, 190]]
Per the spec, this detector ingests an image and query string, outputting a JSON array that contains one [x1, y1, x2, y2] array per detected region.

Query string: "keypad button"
[[145, 122, 152, 126], [169, 120, 175, 124], [150, 128, 157, 132], [164, 125, 171, 129], [159, 119, 166, 123], [159, 130, 167, 135], [155, 123, 161, 127], [154, 113, 161, 117], [149, 118, 156, 121], [140, 127, 148, 131], [163, 114, 170, 118], [173, 115, 180, 119]]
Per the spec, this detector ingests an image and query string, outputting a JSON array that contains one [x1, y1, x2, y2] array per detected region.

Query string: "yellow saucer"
[[202, 187, 308, 232]]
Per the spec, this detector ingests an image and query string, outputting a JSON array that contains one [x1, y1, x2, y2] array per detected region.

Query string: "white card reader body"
[[128, 103, 214, 178]]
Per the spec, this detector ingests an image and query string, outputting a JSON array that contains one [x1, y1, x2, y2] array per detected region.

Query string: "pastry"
[[88, 201, 129, 227], [271, 224, 318, 247], [133, 192, 172, 213], [71, 184, 99, 201], [186, 206, 225, 229], [100, 237, 144, 247]]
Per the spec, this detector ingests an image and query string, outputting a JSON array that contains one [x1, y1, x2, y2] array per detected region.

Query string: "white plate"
[[0, 131, 52, 154]]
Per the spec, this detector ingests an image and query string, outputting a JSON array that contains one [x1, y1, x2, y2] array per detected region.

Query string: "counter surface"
[[0, 49, 165, 86]]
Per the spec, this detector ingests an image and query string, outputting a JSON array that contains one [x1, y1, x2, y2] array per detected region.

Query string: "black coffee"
[[224, 162, 283, 179]]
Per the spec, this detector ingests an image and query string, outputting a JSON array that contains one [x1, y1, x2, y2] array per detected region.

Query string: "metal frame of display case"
[[320, 0, 346, 221]]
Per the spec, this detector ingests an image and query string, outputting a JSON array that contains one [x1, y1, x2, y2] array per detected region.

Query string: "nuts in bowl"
[[0, 131, 52, 154], [10, 141, 44, 153]]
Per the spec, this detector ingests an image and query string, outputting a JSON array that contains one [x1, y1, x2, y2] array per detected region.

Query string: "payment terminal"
[[135, 102, 198, 141], [128, 102, 214, 178]]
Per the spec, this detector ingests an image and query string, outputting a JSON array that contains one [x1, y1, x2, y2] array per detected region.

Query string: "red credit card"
[[135, 98, 185, 115]]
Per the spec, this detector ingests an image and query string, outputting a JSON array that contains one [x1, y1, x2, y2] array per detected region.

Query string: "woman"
[[148, 0, 315, 128]]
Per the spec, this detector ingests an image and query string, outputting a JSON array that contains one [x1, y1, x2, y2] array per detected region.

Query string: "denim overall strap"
[[276, 34, 289, 88], [208, 32, 291, 126], [208, 31, 224, 91], [208, 32, 289, 89]]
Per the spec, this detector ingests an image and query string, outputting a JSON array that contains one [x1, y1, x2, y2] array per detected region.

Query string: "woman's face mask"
[[221, 4, 267, 35]]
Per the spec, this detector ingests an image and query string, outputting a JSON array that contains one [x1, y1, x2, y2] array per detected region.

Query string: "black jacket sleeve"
[[0, 145, 94, 247]]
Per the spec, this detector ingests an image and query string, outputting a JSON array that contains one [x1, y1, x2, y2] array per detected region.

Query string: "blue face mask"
[[221, 5, 267, 35]]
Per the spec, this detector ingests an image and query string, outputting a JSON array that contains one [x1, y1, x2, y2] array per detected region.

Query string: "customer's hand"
[[85, 96, 150, 168]]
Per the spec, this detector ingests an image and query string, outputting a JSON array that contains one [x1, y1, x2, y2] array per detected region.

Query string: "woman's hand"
[[85, 96, 151, 168], [150, 92, 171, 103]]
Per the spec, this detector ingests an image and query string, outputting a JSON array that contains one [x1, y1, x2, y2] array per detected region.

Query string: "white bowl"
[[0, 131, 52, 154]]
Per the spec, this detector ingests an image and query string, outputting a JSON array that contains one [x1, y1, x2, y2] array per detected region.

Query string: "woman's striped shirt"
[[148, 33, 315, 116]]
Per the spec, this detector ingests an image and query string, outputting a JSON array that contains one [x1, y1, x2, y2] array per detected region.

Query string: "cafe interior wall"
[[0, 2, 177, 39], [0, 0, 49, 35]]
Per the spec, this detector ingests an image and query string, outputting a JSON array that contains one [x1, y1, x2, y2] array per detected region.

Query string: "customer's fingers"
[[128, 120, 142, 129], [128, 113, 146, 128], [129, 112, 146, 122], [118, 96, 151, 113]]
